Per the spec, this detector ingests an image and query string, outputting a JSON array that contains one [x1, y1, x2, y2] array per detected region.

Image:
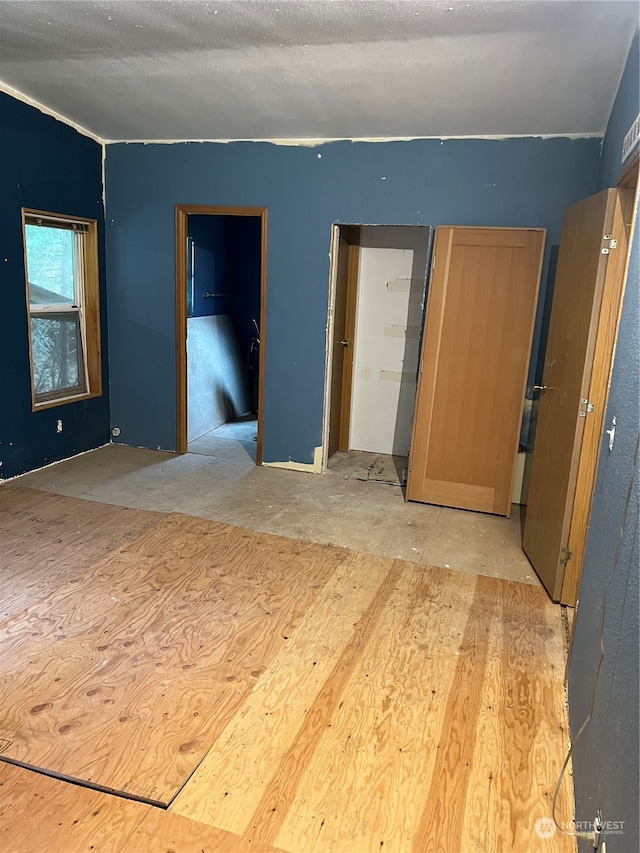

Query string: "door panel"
[[339, 237, 360, 451], [523, 190, 618, 601], [327, 226, 360, 457], [407, 227, 545, 516], [328, 229, 350, 458]]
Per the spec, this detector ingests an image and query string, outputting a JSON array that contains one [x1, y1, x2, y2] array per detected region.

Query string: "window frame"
[[22, 208, 102, 410]]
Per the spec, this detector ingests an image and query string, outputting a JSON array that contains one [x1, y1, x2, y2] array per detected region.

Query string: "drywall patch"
[[387, 276, 423, 292], [384, 324, 420, 339], [264, 445, 323, 474], [380, 370, 417, 383]]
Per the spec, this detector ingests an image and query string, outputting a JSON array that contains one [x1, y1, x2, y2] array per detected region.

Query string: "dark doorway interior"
[[185, 214, 262, 461]]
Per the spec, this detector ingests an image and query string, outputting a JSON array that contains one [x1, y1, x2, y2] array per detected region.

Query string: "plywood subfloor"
[[0, 486, 166, 625], [0, 762, 286, 853], [171, 567, 574, 853], [0, 493, 337, 804], [0, 486, 575, 852]]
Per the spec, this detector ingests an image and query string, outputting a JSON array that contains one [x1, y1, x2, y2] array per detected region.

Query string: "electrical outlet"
[[56, 419, 63, 434]]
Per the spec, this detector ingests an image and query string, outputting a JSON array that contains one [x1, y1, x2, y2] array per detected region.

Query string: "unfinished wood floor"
[[0, 487, 575, 852]]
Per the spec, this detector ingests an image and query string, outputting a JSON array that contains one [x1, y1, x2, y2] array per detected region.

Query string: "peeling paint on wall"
[[264, 446, 324, 475], [105, 133, 603, 147]]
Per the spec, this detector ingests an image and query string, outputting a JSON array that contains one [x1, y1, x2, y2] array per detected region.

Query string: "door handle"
[[340, 339, 349, 347]]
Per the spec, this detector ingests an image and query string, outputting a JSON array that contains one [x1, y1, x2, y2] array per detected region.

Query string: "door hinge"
[[602, 235, 618, 254], [579, 398, 595, 417], [409, 458, 413, 472], [431, 255, 436, 270], [560, 547, 573, 565], [419, 358, 424, 373]]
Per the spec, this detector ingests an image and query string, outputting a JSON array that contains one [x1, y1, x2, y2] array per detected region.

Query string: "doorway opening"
[[323, 224, 431, 486], [175, 205, 267, 464]]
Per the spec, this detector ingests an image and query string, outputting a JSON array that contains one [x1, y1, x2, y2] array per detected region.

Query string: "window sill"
[[32, 389, 102, 413]]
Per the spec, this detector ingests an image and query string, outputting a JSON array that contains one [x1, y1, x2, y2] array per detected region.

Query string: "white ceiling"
[[0, 0, 637, 142]]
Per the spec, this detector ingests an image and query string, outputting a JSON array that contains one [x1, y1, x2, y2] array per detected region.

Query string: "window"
[[22, 209, 101, 408]]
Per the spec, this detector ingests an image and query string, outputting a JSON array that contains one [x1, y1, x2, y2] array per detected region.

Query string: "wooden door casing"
[[174, 205, 267, 461], [327, 225, 361, 456], [339, 235, 360, 451], [328, 229, 351, 458], [407, 227, 545, 516]]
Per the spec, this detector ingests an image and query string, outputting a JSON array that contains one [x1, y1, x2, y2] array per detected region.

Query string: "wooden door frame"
[[322, 224, 360, 469], [321, 225, 341, 471], [175, 204, 267, 463], [340, 236, 360, 449]]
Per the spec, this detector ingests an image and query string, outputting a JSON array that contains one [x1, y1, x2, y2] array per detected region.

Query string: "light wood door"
[[406, 227, 545, 516], [523, 189, 629, 603]]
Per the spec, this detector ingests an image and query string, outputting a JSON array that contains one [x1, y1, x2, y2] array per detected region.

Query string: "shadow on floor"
[[188, 415, 257, 462]]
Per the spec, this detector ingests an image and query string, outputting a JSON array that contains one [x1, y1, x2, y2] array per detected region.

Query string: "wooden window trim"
[[22, 208, 102, 411]]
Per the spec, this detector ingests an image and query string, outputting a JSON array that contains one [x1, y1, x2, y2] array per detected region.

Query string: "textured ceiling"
[[0, 0, 637, 142]]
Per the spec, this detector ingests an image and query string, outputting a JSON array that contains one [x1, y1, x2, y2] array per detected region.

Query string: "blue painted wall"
[[187, 214, 230, 318], [105, 136, 600, 461], [568, 31, 639, 852], [0, 93, 109, 480], [227, 215, 262, 368], [598, 30, 639, 189], [185, 214, 261, 349]]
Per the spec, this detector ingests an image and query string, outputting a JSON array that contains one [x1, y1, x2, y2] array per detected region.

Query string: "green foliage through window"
[[23, 215, 89, 403], [25, 224, 76, 304]]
